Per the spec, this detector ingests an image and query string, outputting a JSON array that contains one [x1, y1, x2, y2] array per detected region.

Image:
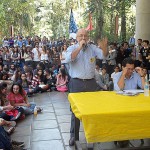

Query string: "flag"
[[69, 9, 78, 39], [85, 13, 94, 31]]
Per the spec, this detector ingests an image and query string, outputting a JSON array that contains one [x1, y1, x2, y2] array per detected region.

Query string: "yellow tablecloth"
[[68, 91, 150, 143]]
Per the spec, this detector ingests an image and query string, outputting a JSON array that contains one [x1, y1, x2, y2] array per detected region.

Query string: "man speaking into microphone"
[[65, 28, 108, 146]]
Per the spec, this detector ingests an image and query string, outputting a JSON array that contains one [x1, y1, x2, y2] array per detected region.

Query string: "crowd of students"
[[0, 35, 70, 150], [94, 39, 150, 91], [0, 34, 150, 149]]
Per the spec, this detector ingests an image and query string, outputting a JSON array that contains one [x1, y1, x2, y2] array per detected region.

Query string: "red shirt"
[[7, 90, 27, 104]]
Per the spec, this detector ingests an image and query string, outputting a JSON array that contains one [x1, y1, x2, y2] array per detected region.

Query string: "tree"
[[0, 0, 136, 42], [86, 0, 136, 42], [0, 0, 35, 37]]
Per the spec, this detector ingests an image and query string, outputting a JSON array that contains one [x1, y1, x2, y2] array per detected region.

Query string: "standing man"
[[32, 42, 42, 69], [65, 28, 108, 146], [17, 37, 23, 48], [106, 44, 117, 76], [139, 40, 150, 77], [133, 39, 142, 67]]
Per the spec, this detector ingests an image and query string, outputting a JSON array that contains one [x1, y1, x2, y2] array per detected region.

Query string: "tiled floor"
[[11, 92, 150, 150]]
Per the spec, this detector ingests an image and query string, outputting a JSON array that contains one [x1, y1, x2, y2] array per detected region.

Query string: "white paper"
[[123, 90, 144, 93], [116, 89, 144, 96]]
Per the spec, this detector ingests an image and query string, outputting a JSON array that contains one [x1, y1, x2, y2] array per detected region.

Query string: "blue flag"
[[69, 9, 78, 34]]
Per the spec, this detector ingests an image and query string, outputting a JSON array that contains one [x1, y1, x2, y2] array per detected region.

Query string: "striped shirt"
[[32, 75, 40, 87]]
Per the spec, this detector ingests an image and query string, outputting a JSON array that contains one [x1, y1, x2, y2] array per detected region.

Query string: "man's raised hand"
[[97, 37, 108, 57]]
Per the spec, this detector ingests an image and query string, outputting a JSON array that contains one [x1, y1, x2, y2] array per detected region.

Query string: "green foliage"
[[0, 0, 136, 42], [86, 0, 136, 43], [0, 0, 35, 37]]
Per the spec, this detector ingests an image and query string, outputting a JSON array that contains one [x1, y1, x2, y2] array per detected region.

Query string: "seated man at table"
[[113, 57, 145, 91], [113, 57, 145, 147]]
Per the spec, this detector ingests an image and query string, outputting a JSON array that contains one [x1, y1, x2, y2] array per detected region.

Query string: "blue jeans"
[[0, 126, 12, 150], [21, 102, 36, 115]]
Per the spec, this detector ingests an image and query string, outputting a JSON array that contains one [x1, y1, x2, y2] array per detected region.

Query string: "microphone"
[[82, 44, 87, 51]]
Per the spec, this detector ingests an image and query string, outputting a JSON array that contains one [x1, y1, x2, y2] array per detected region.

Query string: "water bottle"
[[34, 106, 38, 116], [144, 79, 149, 97]]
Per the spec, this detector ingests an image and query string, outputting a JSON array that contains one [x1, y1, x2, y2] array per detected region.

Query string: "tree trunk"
[[20, 14, 23, 34], [95, 0, 104, 41], [110, 0, 114, 36], [120, 0, 126, 41]]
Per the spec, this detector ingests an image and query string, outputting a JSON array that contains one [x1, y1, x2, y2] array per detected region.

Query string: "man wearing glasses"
[[65, 28, 108, 146]]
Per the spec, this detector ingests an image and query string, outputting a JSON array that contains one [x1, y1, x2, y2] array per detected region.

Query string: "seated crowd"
[[0, 35, 70, 150], [0, 35, 150, 149]]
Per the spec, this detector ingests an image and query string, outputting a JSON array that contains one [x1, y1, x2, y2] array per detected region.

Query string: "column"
[[136, 0, 150, 41]]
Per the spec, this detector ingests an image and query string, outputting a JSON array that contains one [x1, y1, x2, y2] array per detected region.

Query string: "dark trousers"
[[25, 60, 33, 67], [107, 65, 115, 77], [0, 126, 12, 150], [33, 61, 40, 69], [0, 113, 11, 121], [69, 78, 100, 140]]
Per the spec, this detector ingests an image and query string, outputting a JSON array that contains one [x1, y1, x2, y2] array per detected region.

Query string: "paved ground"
[[11, 91, 150, 150]]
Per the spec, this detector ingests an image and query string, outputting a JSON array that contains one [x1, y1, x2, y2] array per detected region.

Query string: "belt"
[[73, 78, 94, 81]]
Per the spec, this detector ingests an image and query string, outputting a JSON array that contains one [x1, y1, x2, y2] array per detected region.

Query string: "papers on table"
[[116, 89, 144, 96], [123, 90, 144, 93]]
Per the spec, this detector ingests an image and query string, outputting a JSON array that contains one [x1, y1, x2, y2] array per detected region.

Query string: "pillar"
[[136, 0, 150, 42]]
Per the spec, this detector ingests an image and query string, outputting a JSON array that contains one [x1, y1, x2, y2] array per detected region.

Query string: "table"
[[68, 91, 150, 149]]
